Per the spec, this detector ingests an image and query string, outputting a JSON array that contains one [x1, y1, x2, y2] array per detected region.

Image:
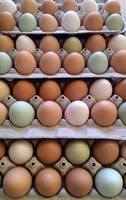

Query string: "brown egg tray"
[[0, 138, 126, 199]]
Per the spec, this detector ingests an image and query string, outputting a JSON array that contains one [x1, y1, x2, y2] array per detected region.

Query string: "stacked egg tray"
[[0, 0, 126, 199]]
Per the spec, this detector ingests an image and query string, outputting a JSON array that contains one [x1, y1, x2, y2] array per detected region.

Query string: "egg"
[[110, 50, 126, 74], [0, 0, 17, 14], [39, 51, 61, 75], [39, 14, 58, 32], [65, 168, 93, 197], [3, 167, 32, 198], [39, 35, 60, 53], [0, 35, 14, 53], [120, 141, 126, 160], [8, 139, 34, 164], [85, 34, 106, 53], [18, 13, 37, 32], [12, 80, 37, 102], [102, 0, 121, 15], [65, 140, 90, 165], [36, 139, 62, 165], [83, 12, 103, 31], [0, 140, 6, 159], [0, 52, 12, 75], [94, 168, 123, 197], [114, 79, 126, 101], [61, 0, 79, 12], [107, 34, 126, 53], [64, 79, 88, 102], [87, 51, 108, 74], [40, 0, 58, 15], [89, 79, 113, 101], [35, 168, 62, 197], [19, 0, 38, 14], [16, 35, 36, 53], [14, 50, 37, 75], [81, 0, 98, 14], [91, 100, 117, 127], [63, 52, 85, 75], [0, 103, 8, 125], [0, 80, 11, 102], [105, 13, 124, 31], [0, 11, 16, 31], [64, 100, 89, 126], [92, 139, 119, 165], [36, 101, 62, 127], [61, 10, 80, 32], [63, 36, 82, 53], [118, 102, 126, 125], [9, 101, 35, 127], [39, 80, 61, 101], [123, 174, 126, 189]]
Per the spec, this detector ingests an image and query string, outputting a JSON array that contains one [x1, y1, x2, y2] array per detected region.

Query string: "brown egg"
[[3, 167, 32, 198], [0, 11, 16, 31], [0, 80, 11, 102], [92, 139, 119, 165], [35, 168, 62, 197], [37, 101, 62, 127], [65, 168, 93, 197], [0, 35, 14, 53], [14, 51, 37, 75], [36, 139, 62, 165], [0, 140, 6, 159], [40, 0, 58, 15], [39, 51, 61, 75], [12, 80, 37, 102], [63, 52, 85, 75], [120, 141, 126, 160], [39, 35, 60, 53], [39, 14, 58, 32], [114, 79, 126, 102], [64, 79, 88, 102], [110, 50, 126, 74], [85, 34, 106, 53], [61, 0, 79, 12], [39, 80, 61, 101], [19, 0, 38, 14], [0, 103, 8, 125], [83, 12, 103, 31], [102, 0, 121, 15], [91, 100, 117, 127]]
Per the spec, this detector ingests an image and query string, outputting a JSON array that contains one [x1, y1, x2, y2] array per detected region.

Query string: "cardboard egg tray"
[[0, 138, 126, 200]]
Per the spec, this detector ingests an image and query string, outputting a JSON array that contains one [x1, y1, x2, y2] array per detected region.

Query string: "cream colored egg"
[[81, 0, 99, 14], [0, 80, 10, 102], [0, 0, 17, 14], [107, 34, 126, 53], [16, 35, 36, 53]]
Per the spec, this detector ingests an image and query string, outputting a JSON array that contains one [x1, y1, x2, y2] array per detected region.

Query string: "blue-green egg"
[[18, 13, 37, 32], [0, 52, 12, 74], [105, 13, 124, 31], [118, 102, 126, 125]]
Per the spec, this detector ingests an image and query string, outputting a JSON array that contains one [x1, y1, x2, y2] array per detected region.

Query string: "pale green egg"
[[105, 13, 124, 31], [18, 13, 37, 32], [0, 52, 12, 74], [118, 102, 126, 125]]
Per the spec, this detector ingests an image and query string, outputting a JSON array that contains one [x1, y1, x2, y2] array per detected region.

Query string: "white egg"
[[81, 0, 99, 14], [64, 100, 89, 126], [95, 168, 123, 197], [16, 35, 36, 53], [61, 11, 80, 32], [0, 0, 17, 14]]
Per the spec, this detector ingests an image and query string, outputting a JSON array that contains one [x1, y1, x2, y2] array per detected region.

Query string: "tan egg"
[[40, 0, 58, 15], [83, 12, 103, 31], [0, 103, 8, 125], [39, 80, 61, 101], [0, 140, 6, 159], [85, 34, 106, 53], [0, 35, 14, 53], [63, 52, 85, 75], [39, 35, 60, 53], [0, 80, 11, 102], [14, 51, 37, 75], [39, 51, 61, 75], [39, 14, 58, 32], [0, 11, 16, 31], [91, 100, 117, 127], [61, 0, 79, 12], [19, 0, 38, 14], [64, 79, 88, 102], [110, 50, 126, 74], [92, 139, 119, 165], [36, 139, 62, 165], [102, 0, 121, 15], [114, 79, 126, 102], [12, 80, 37, 102], [37, 101, 62, 127]]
